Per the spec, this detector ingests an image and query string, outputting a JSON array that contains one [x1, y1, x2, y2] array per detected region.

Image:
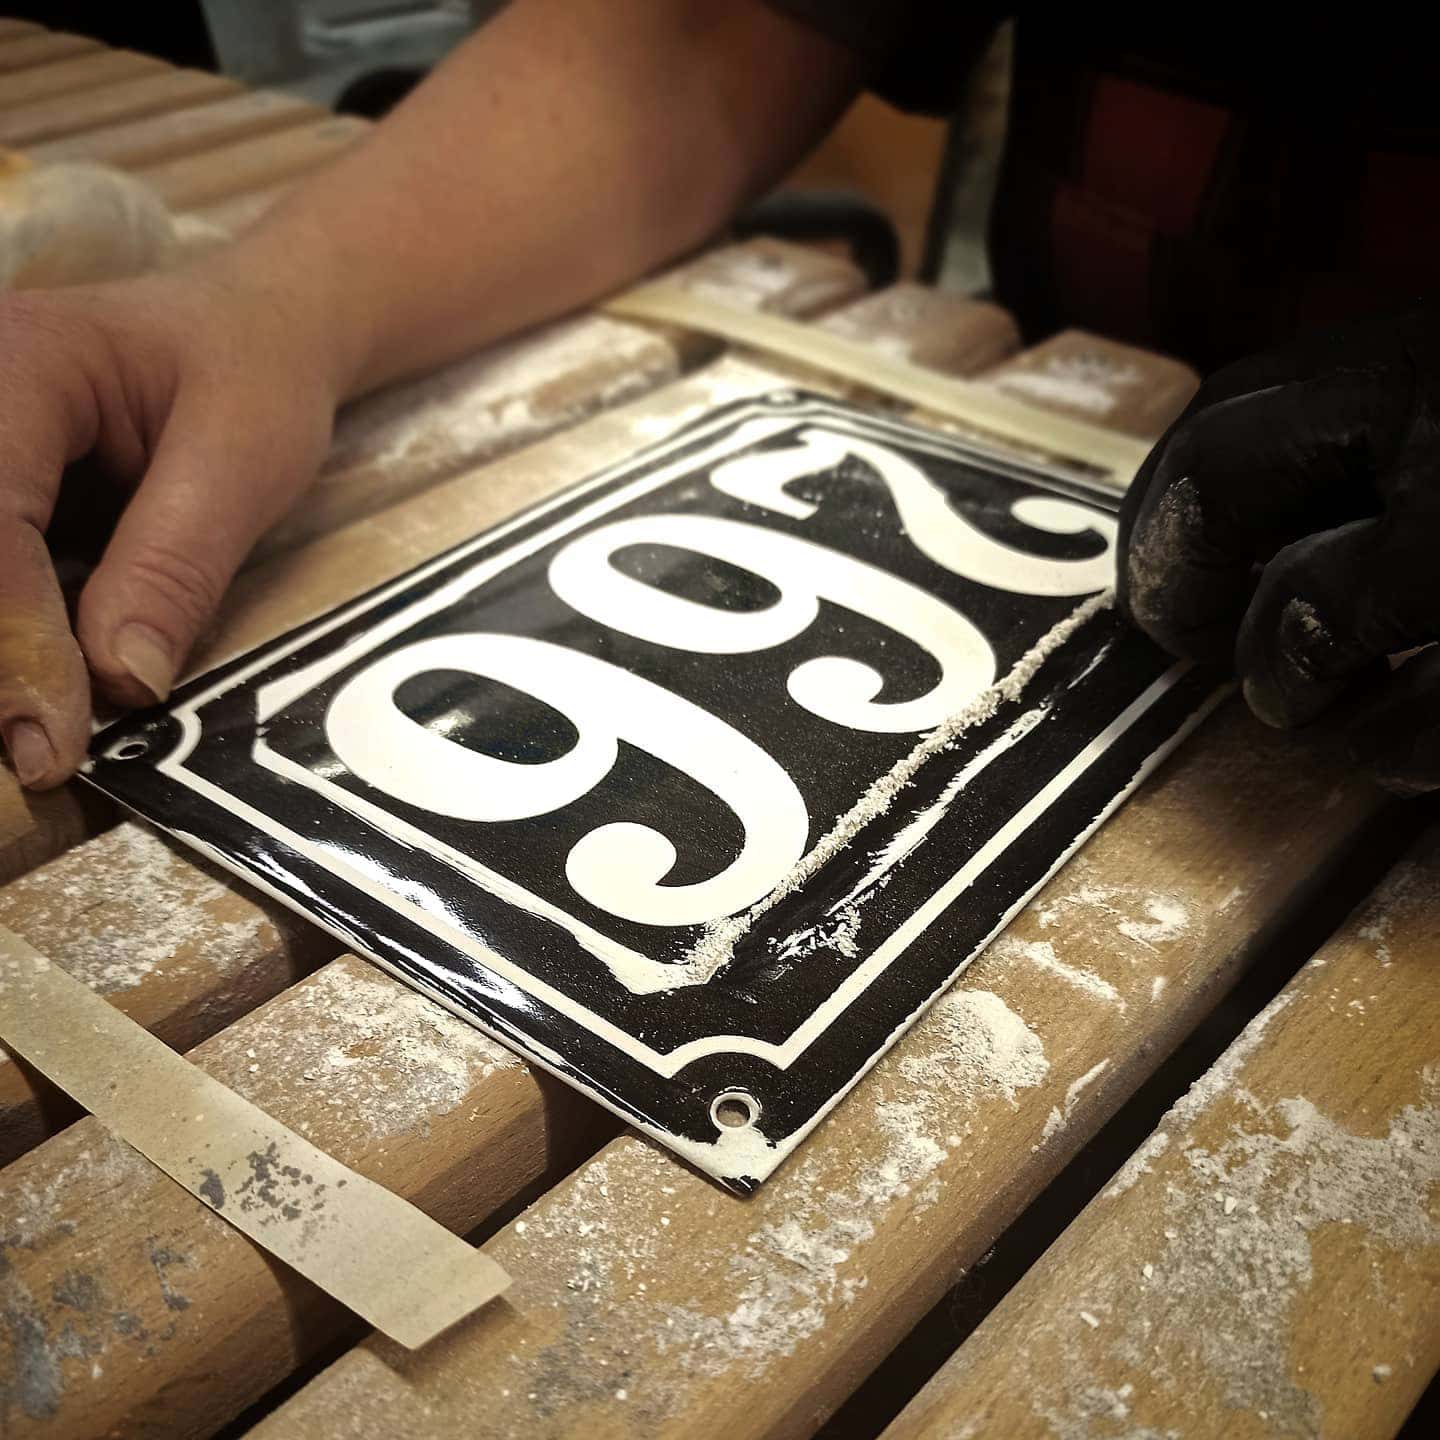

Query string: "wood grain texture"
[[0, 778, 113, 893], [256, 238, 864, 561], [981, 330, 1200, 441], [0, 926, 511, 1353], [0, 31, 98, 74], [27, 88, 324, 171], [607, 285, 1154, 482], [0, 821, 336, 1166], [817, 281, 1020, 374], [139, 115, 370, 211], [0, 954, 597, 1439], [0, 49, 166, 112], [0, 68, 237, 148], [884, 829, 1440, 1440], [250, 705, 1388, 1440]]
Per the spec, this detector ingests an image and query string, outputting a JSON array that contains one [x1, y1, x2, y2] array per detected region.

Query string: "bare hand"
[[0, 263, 341, 789]]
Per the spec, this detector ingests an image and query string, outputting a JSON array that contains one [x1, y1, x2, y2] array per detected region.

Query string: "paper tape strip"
[[605, 282, 1153, 485], [0, 924, 509, 1348]]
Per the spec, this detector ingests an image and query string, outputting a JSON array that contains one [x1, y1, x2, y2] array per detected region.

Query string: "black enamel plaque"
[[85, 394, 1220, 1190]]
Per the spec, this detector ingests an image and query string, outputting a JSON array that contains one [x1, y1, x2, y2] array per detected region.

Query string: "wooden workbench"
[[1, 21, 1436, 1440]]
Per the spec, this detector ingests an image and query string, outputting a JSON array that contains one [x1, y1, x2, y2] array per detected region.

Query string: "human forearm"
[[221, 0, 858, 400]]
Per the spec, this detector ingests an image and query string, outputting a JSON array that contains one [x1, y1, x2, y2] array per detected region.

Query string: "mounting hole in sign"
[[108, 738, 150, 762], [711, 1091, 760, 1131]]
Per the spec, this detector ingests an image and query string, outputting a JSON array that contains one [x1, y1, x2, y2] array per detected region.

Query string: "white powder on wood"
[[328, 315, 677, 483], [0, 821, 290, 997], [233, 960, 518, 1142], [1117, 897, 1192, 949], [1039, 1059, 1113, 1147], [497, 987, 1049, 1406], [991, 935, 1126, 1010], [986, 353, 1142, 418], [1018, 1075, 1440, 1436]]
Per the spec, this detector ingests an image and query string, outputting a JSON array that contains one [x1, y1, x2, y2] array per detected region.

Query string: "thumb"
[[76, 387, 322, 707]]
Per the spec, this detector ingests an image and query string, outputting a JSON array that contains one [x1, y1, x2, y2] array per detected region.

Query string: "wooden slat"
[[884, 830, 1440, 1440], [250, 705, 1389, 1440], [0, 953, 598, 1440], [0, 781, 113, 897], [0, 20, 44, 43], [609, 283, 1154, 483], [0, 31, 98, 74], [27, 89, 325, 171], [0, 49, 166, 112], [138, 115, 370, 211], [0, 821, 336, 1165], [817, 281, 1019, 375], [0, 67, 237, 148], [981, 329, 1200, 441]]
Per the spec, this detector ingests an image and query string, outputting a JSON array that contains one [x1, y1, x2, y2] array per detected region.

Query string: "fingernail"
[[4, 720, 56, 787], [113, 623, 175, 704]]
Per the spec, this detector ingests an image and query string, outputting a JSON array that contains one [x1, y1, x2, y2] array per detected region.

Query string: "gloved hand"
[[1118, 307, 1440, 795]]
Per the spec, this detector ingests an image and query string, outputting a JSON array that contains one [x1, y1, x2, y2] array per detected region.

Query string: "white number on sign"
[[711, 427, 1117, 596], [548, 513, 995, 734], [325, 633, 808, 927]]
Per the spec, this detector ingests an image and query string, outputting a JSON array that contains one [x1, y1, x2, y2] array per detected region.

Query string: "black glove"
[[1117, 307, 1440, 795]]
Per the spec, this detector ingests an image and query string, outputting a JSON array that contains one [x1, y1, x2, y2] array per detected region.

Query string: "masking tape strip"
[[0, 923, 510, 1348], [605, 283, 1153, 485]]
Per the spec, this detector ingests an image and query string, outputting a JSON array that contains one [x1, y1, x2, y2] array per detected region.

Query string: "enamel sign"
[[85, 394, 1219, 1190]]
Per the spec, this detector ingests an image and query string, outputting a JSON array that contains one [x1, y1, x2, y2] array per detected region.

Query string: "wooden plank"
[[138, 115, 371, 211], [0, 31, 98, 75], [0, 779, 113, 894], [981, 330, 1200, 441], [0, 821, 336, 1166], [250, 702, 1389, 1440], [817, 281, 1020, 375], [0, 953, 596, 1440], [0, 49, 166, 112], [0, 21, 44, 43], [257, 238, 865, 561], [0, 240, 859, 891], [609, 283, 1154, 483], [0, 67, 237, 149], [884, 830, 1440, 1440], [27, 89, 325, 171]]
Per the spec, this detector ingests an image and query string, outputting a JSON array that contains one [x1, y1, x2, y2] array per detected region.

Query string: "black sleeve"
[[763, 0, 1004, 115]]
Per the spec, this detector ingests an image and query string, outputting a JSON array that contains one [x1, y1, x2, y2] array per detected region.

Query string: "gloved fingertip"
[[1240, 672, 1292, 729], [1238, 595, 1354, 729]]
